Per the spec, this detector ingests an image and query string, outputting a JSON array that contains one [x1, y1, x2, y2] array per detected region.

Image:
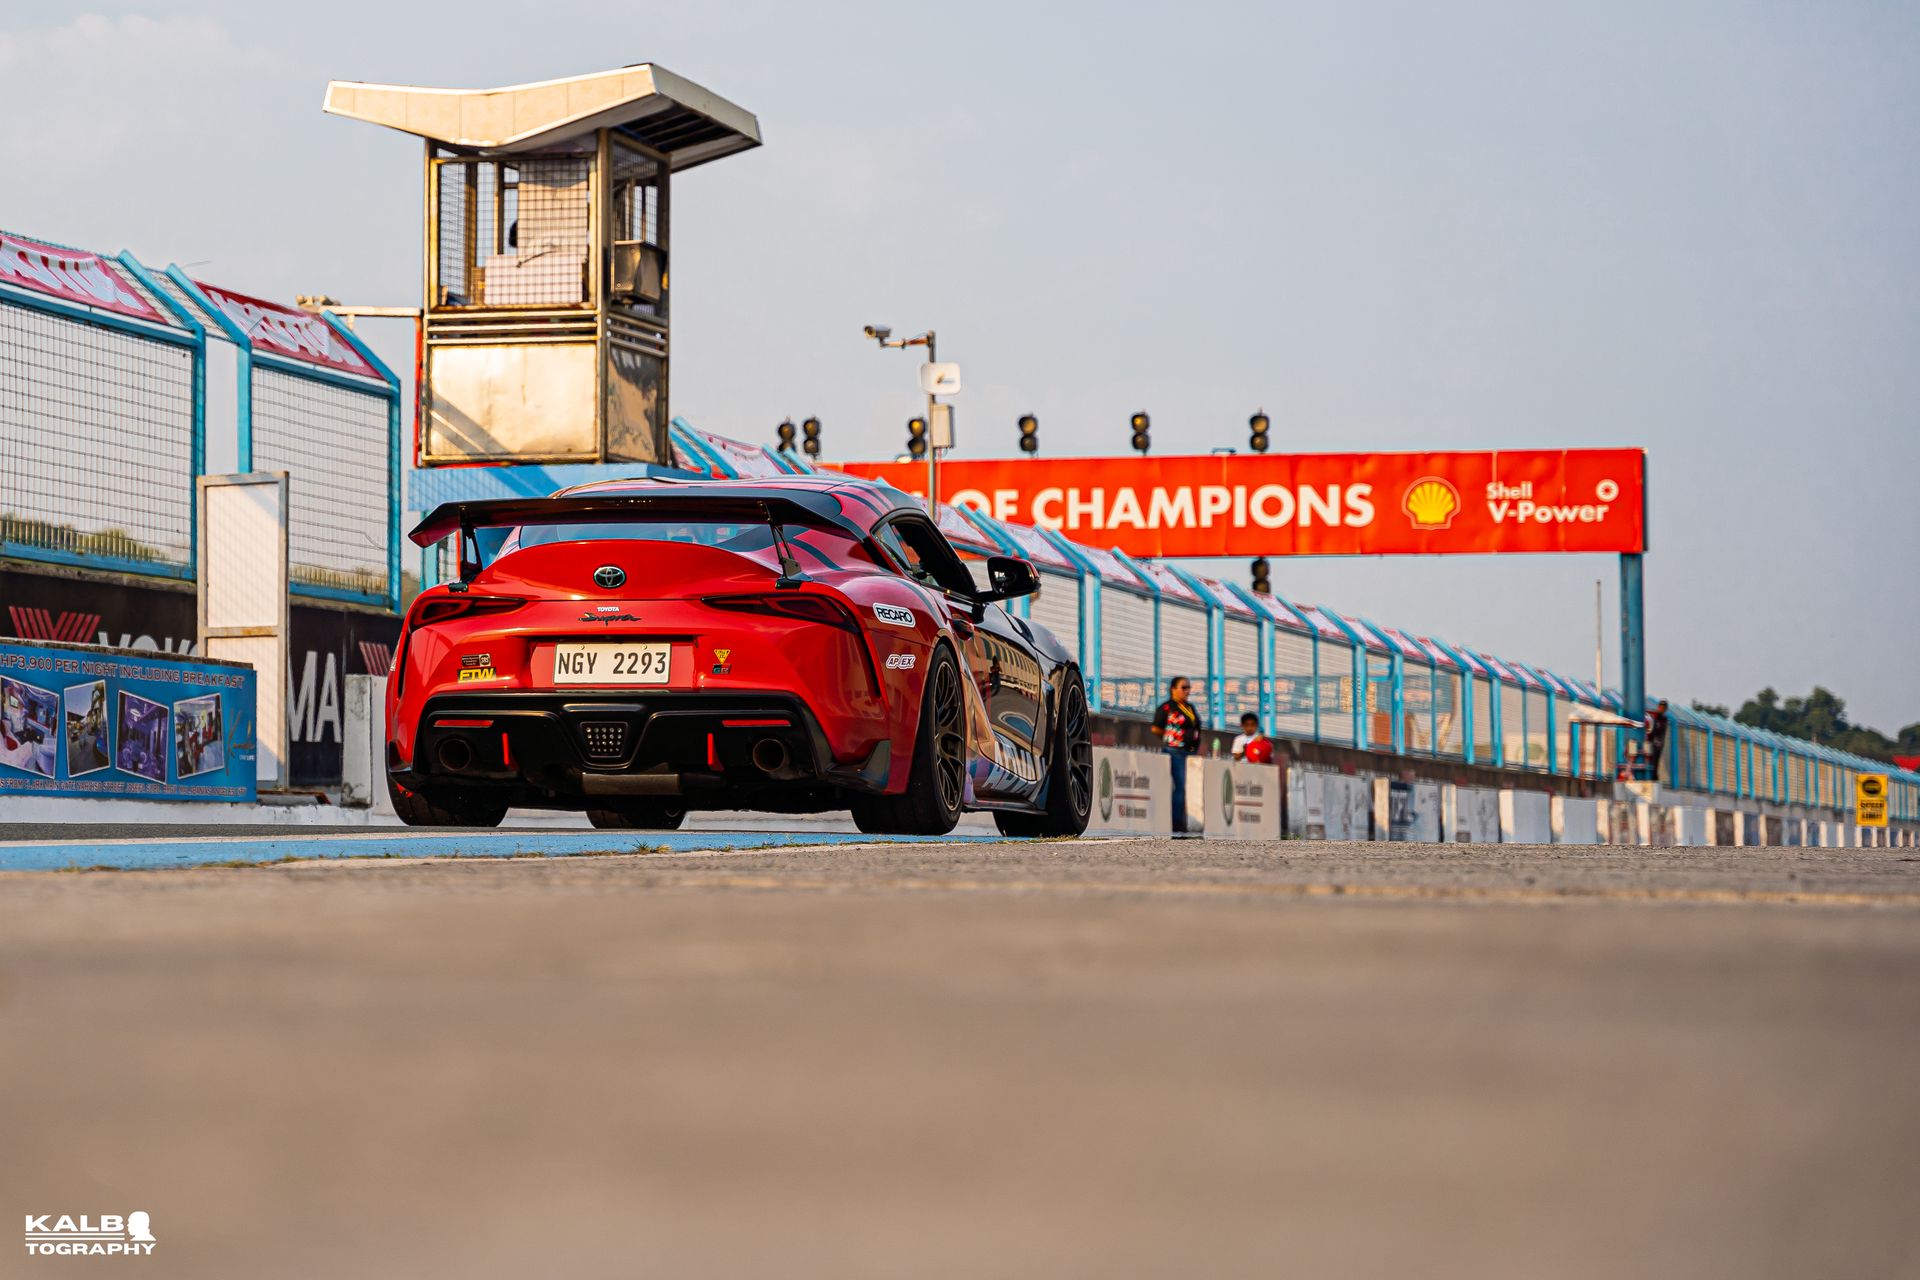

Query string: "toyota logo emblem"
[[593, 565, 626, 590]]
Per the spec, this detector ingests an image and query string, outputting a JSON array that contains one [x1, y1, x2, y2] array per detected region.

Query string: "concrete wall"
[[1552, 795, 1602, 845], [1446, 787, 1503, 843], [1500, 790, 1551, 844], [1375, 779, 1442, 842], [1291, 770, 1372, 840]]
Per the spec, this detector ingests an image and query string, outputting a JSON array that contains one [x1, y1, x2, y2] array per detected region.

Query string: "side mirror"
[[981, 556, 1039, 602]]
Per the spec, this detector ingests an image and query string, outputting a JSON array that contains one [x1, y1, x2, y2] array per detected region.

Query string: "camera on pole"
[[1129, 411, 1150, 454], [1249, 409, 1270, 453], [1251, 557, 1271, 595], [1018, 413, 1039, 455], [906, 416, 928, 459], [776, 419, 796, 452], [801, 416, 822, 458]]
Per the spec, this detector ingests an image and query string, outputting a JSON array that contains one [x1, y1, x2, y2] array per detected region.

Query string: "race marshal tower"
[[323, 64, 760, 466]]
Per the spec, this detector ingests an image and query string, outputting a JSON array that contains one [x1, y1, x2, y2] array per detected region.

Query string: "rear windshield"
[[475, 516, 872, 573]]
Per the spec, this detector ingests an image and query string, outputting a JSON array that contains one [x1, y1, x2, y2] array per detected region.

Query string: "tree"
[[1712, 684, 1913, 764], [1691, 700, 1730, 718], [1736, 687, 1784, 732]]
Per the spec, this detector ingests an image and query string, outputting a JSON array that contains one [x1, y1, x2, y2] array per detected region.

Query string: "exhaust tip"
[[751, 738, 789, 774], [436, 736, 474, 773]]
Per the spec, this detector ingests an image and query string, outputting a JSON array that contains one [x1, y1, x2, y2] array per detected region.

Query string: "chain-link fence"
[[252, 367, 391, 599], [0, 234, 397, 609], [0, 292, 195, 574], [436, 156, 592, 308]]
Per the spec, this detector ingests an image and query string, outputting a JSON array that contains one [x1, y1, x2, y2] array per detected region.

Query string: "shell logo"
[[1402, 477, 1461, 530]]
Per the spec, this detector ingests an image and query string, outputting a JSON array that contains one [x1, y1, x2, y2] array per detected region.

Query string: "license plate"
[[552, 642, 672, 686]]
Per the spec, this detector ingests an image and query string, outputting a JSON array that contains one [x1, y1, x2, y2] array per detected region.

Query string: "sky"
[[3, 1, 1916, 727]]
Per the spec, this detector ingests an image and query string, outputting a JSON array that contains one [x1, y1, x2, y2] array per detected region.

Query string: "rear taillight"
[[396, 595, 524, 701], [407, 594, 525, 628], [705, 594, 859, 634]]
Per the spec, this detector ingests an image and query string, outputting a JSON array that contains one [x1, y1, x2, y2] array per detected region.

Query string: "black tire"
[[995, 666, 1093, 838], [387, 773, 508, 828], [586, 802, 687, 831], [849, 644, 966, 836]]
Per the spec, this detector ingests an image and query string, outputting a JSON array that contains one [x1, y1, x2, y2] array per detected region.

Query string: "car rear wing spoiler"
[[408, 490, 870, 549]]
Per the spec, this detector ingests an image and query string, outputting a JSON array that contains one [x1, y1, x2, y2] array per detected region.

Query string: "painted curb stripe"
[[0, 830, 1009, 873], [621, 873, 1920, 910]]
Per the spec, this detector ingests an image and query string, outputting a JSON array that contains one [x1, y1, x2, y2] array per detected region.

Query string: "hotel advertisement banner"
[[0, 640, 257, 803]]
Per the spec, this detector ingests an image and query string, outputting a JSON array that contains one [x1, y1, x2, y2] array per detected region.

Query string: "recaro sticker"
[[872, 603, 916, 627]]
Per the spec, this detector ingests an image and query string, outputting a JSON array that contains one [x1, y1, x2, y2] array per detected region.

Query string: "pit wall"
[[1086, 745, 1918, 847]]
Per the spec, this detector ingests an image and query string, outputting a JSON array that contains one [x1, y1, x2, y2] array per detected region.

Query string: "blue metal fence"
[[926, 495, 1920, 824], [0, 229, 401, 611]]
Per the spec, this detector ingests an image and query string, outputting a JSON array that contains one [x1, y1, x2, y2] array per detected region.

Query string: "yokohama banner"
[[839, 449, 1645, 557]]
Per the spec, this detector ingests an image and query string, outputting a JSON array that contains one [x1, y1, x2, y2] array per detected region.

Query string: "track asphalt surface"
[[3, 837, 1917, 1278]]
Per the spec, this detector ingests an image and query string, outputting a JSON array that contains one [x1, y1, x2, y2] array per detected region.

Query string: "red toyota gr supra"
[[389, 476, 1093, 836]]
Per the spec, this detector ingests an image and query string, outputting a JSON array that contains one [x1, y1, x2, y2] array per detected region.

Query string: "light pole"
[[864, 324, 939, 511]]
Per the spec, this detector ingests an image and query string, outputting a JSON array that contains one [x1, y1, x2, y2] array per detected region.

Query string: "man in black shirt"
[[1152, 676, 1202, 833], [1644, 699, 1670, 781]]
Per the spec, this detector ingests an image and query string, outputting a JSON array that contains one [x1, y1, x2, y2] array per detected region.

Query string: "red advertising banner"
[[195, 282, 379, 379], [0, 232, 166, 324], [838, 450, 1645, 557]]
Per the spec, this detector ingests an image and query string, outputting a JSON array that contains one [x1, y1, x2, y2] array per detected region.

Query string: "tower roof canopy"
[[323, 63, 759, 168]]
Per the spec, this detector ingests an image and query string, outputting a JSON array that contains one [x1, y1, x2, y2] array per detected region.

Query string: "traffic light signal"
[[1129, 411, 1150, 454], [1251, 557, 1271, 595], [801, 416, 822, 458], [1018, 413, 1039, 455], [1249, 409, 1270, 453], [776, 418, 796, 452], [906, 416, 928, 459]]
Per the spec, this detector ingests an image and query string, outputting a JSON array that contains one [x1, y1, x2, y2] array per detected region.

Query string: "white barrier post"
[[342, 675, 392, 815], [1199, 759, 1283, 840], [1091, 748, 1173, 833]]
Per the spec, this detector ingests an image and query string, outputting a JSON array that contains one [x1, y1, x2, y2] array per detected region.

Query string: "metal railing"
[[931, 502, 1920, 825]]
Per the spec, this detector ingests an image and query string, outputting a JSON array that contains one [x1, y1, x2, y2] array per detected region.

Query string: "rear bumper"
[[389, 690, 890, 805]]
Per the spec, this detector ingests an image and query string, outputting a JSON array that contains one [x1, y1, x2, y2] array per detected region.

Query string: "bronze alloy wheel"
[[932, 658, 966, 812], [1062, 675, 1093, 820], [994, 667, 1094, 838]]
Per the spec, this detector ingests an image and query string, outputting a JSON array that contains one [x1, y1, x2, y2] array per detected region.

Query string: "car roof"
[[552, 474, 923, 535]]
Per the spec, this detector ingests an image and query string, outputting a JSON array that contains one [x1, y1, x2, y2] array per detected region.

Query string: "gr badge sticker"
[[872, 603, 915, 627]]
